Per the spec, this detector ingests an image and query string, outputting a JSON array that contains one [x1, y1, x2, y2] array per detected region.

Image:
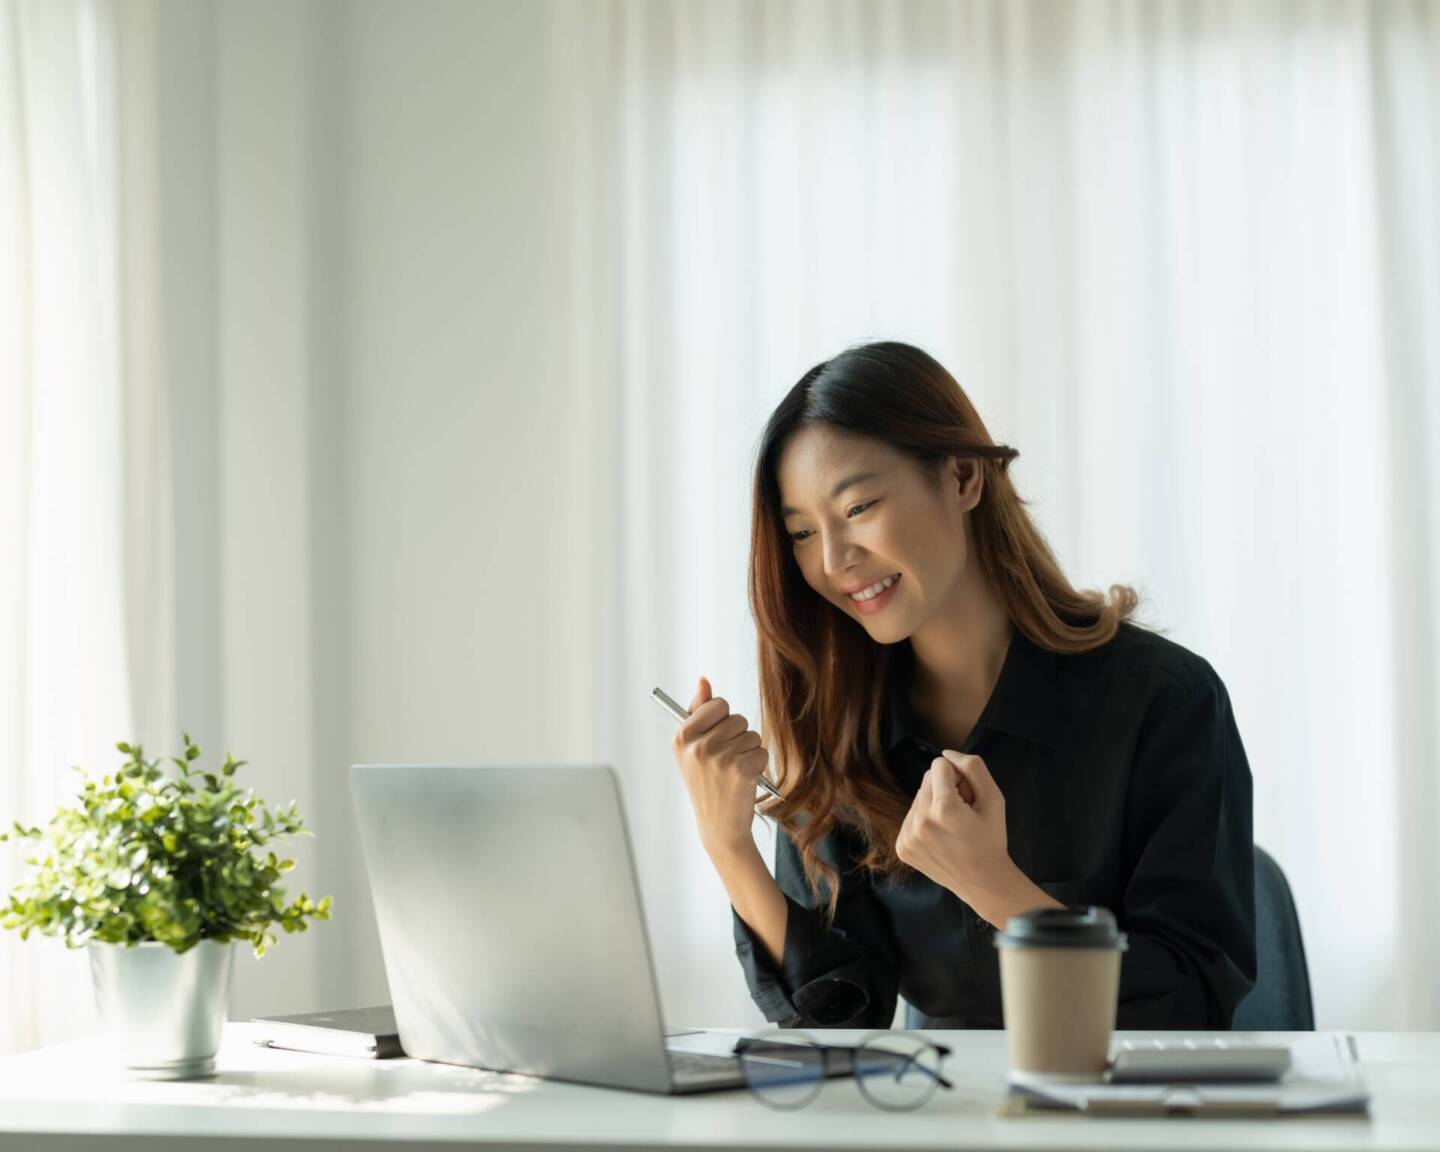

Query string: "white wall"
[[152, 0, 617, 1020], [334, 0, 606, 1010]]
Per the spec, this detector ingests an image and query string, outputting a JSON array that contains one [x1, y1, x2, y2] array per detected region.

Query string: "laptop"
[[350, 762, 752, 1094]]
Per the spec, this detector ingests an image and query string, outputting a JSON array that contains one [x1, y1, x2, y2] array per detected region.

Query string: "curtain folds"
[[574, 0, 1440, 1030], [1, 0, 132, 1052]]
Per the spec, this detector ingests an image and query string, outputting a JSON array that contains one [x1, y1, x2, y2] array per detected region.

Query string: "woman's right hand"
[[671, 676, 771, 859]]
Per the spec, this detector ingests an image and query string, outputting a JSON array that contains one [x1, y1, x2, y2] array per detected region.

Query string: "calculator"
[[1107, 1038, 1292, 1083]]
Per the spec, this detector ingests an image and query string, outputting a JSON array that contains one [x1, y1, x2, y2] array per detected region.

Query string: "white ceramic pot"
[[88, 939, 236, 1079]]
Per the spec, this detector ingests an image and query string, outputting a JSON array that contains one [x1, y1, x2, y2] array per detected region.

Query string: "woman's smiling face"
[[776, 424, 978, 644]]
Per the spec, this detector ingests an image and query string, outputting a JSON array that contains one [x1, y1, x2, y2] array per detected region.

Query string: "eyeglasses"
[[734, 1029, 954, 1111]]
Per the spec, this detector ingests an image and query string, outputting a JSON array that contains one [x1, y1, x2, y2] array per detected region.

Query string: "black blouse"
[[732, 621, 1257, 1030]]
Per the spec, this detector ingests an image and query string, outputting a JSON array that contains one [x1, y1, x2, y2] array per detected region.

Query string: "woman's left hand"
[[895, 750, 1016, 908]]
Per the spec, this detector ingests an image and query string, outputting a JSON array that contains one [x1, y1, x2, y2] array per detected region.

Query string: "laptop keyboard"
[[668, 1049, 742, 1081]]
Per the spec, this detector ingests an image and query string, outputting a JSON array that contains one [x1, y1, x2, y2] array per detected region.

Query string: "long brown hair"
[[749, 341, 1138, 919]]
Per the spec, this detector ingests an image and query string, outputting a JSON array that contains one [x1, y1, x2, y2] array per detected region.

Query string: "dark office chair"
[[903, 845, 1314, 1031], [1233, 844, 1315, 1031]]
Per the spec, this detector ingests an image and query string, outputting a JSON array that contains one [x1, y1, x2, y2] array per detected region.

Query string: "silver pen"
[[650, 686, 788, 802]]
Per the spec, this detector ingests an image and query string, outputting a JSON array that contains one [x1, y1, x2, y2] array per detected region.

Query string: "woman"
[[671, 341, 1256, 1031]]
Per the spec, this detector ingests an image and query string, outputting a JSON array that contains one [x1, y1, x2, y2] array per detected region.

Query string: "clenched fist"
[[896, 750, 1012, 905], [671, 676, 770, 859]]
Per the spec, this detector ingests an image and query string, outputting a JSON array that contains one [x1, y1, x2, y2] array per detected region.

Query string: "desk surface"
[[0, 1025, 1435, 1152]]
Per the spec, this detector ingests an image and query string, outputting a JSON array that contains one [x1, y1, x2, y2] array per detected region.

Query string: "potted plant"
[[1, 734, 331, 1078]]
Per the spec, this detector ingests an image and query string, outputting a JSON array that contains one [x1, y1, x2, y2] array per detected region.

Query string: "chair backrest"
[[1233, 844, 1315, 1031], [903, 845, 1314, 1031]]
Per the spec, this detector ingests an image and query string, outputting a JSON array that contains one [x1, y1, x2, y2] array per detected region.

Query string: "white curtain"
[[563, 0, 1440, 1030], [0, 0, 174, 1054], [0, 0, 129, 1052], [2, 0, 361, 1056]]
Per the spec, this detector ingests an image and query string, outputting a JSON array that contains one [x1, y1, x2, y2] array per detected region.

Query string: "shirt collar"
[[883, 626, 1067, 755]]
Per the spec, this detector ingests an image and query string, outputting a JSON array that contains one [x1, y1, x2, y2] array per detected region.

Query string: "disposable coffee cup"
[[994, 905, 1127, 1084]]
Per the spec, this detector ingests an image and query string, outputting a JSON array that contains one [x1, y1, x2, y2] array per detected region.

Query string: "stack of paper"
[[1006, 1034, 1369, 1117]]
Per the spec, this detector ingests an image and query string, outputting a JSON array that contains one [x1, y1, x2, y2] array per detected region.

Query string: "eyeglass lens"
[[737, 1031, 826, 1109]]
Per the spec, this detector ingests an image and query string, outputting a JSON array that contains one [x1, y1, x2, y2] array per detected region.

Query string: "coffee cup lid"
[[993, 905, 1128, 951]]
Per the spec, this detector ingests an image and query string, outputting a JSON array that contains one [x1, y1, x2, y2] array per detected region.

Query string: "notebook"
[[252, 1005, 404, 1059]]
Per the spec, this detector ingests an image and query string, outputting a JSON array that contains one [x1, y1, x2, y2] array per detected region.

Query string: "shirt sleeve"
[[732, 824, 900, 1029], [1117, 666, 1258, 1028]]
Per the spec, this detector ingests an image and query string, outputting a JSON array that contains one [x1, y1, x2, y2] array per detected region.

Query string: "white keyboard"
[[1108, 1038, 1292, 1083]]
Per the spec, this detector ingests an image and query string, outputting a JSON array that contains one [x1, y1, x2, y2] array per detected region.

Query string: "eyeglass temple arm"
[[850, 1046, 955, 1091], [734, 1039, 955, 1091], [893, 1050, 954, 1090]]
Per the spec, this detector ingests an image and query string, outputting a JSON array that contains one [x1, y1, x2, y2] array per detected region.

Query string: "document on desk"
[[252, 1006, 403, 1059], [1006, 1034, 1369, 1117]]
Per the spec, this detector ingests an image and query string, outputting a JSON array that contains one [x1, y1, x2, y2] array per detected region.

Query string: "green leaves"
[[0, 735, 332, 959]]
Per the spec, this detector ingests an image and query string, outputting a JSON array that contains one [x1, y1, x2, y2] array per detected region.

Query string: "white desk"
[[0, 1024, 1433, 1151]]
